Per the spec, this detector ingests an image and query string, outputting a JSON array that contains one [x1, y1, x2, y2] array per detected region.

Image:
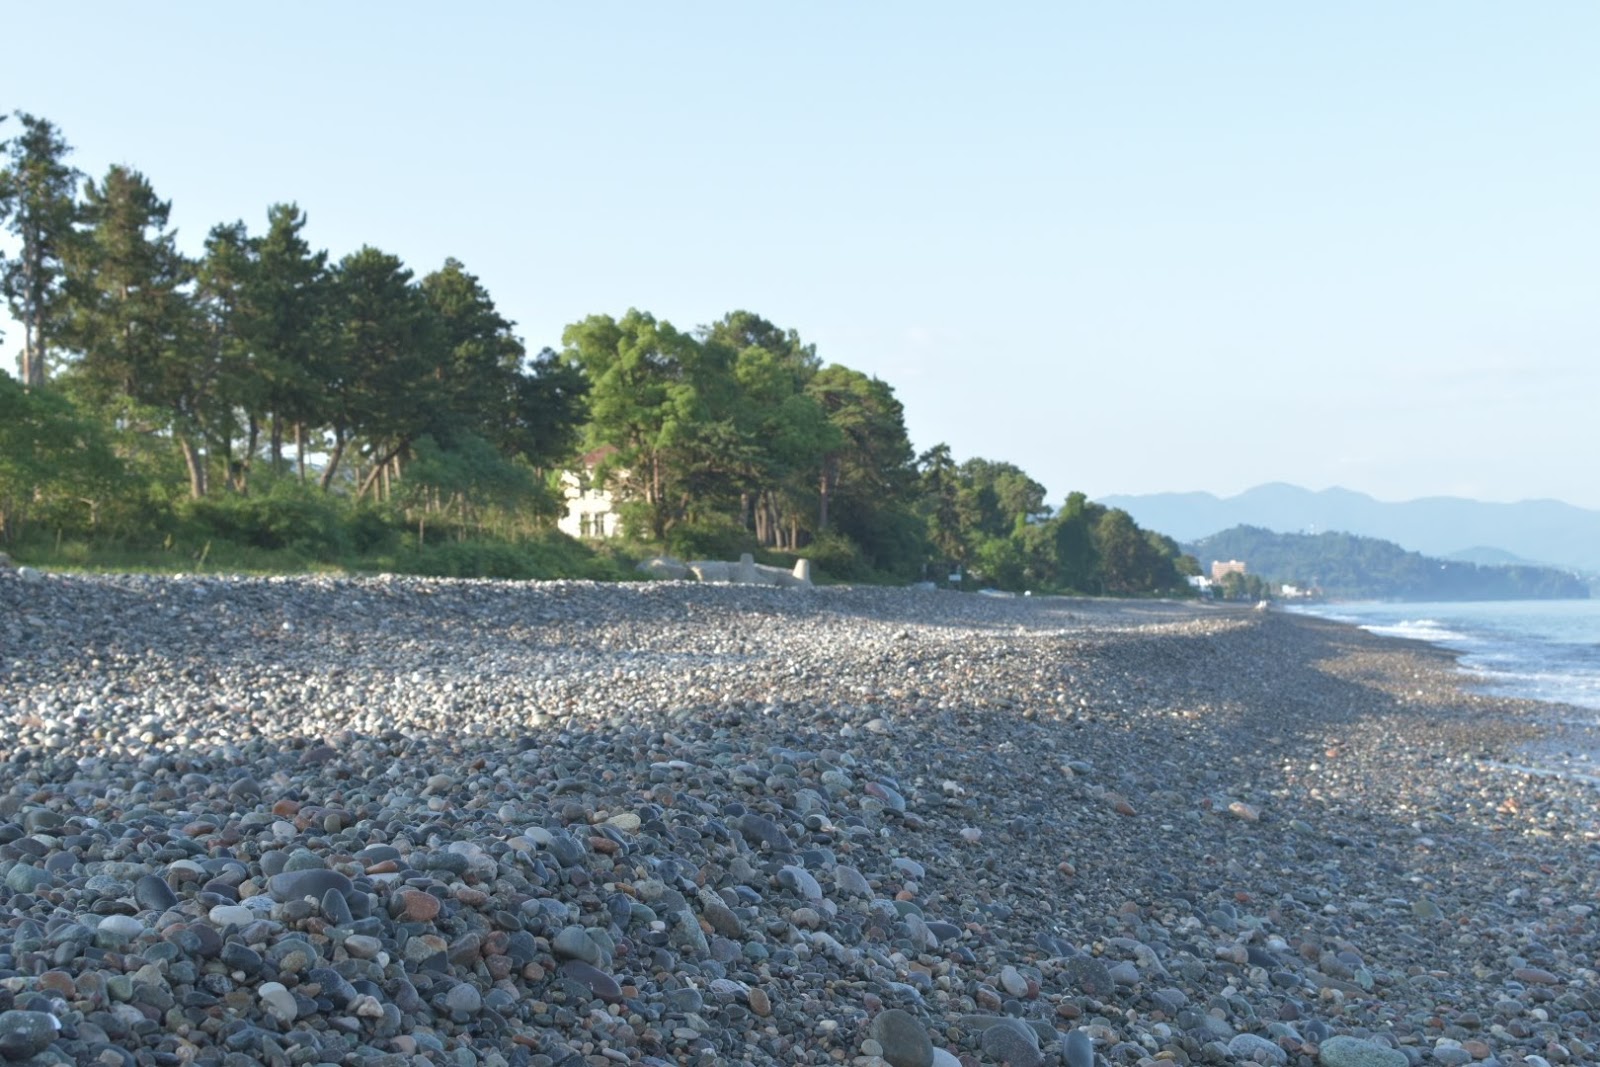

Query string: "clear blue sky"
[[5, 4, 1598, 507]]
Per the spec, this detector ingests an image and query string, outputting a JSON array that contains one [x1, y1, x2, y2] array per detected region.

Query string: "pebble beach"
[[2, 570, 1599, 1067]]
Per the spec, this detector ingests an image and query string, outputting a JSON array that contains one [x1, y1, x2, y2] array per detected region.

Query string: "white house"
[[557, 446, 623, 539]]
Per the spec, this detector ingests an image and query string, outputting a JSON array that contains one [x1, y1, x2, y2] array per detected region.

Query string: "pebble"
[[0, 573, 1593, 1067], [979, 1017, 1043, 1067], [1229, 1032, 1289, 1065], [1318, 1036, 1410, 1067], [869, 1008, 934, 1067], [0, 1011, 58, 1059], [1063, 1028, 1095, 1067]]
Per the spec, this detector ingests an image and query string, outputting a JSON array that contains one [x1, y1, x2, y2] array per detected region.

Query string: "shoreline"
[[2, 572, 1597, 1066]]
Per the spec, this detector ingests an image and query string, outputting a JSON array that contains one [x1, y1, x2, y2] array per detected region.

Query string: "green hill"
[[1187, 526, 1588, 600]]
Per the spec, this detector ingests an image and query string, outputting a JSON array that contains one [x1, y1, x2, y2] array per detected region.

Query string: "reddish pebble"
[[391, 888, 441, 922]]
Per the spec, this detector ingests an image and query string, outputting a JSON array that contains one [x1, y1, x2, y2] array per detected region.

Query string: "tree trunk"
[[358, 445, 405, 500], [270, 415, 284, 474], [240, 415, 259, 494], [817, 461, 833, 531], [20, 258, 47, 387], [320, 433, 347, 491], [178, 436, 208, 499], [295, 423, 307, 483]]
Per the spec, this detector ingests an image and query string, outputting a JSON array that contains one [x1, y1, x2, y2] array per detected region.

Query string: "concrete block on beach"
[[690, 552, 812, 587], [637, 553, 811, 586]]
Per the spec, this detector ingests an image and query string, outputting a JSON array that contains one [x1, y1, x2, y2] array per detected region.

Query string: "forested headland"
[[0, 112, 1196, 593], [1188, 526, 1589, 601]]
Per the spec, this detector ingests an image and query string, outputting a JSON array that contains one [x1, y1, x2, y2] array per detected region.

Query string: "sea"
[[1288, 599, 1600, 712], [1287, 598, 1600, 784]]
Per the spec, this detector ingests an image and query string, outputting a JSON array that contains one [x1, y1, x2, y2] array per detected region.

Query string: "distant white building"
[[557, 446, 623, 539]]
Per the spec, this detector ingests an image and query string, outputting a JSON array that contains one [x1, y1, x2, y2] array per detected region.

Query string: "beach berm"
[[0, 571, 1595, 1066]]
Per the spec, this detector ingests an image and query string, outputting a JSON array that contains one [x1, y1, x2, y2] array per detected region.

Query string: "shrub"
[[177, 485, 348, 559], [665, 518, 757, 561]]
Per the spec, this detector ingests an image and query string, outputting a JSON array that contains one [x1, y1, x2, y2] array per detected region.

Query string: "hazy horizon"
[[5, 4, 1598, 507]]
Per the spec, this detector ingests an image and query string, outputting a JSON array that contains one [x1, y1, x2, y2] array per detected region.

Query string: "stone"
[[258, 982, 297, 1024], [1061, 956, 1116, 998], [979, 1018, 1042, 1067], [1062, 1029, 1095, 1067], [133, 874, 178, 911], [1227, 1033, 1287, 1065], [552, 925, 602, 965], [834, 866, 872, 897], [390, 888, 441, 922], [778, 864, 823, 901], [559, 960, 622, 1004], [5, 865, 52, 894], [1317, 1036, 1409, 1067], [443, 983, 481, 1015], [999, 965, 1030, 997], [0, 1011, 57, 1059], [266, 868, 353, 904], [869, 1008, 934, 1067]]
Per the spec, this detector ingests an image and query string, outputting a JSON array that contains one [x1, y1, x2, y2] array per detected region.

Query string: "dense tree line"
[[1, 112, 1194, 593], [1189, 526, 1589, 600], [0, 112, 586, 545]]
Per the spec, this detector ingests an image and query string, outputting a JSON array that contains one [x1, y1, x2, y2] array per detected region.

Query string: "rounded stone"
[[1063, 1029, 1095, 1067], [0, 1010, 58, 1059], [267, 868, 353, 904], [390, 888, 441, 922], [258, 981, 297, 1024], [133, 874, 178, 911], [552, 925, 602, 965], [868, 1008, 933, 1067], [1228, 1032, 1288, 1065], [979, 1018, 1041, 1067], [559, 960, 623, 1004], [1318, 1036, 1409, 1067]]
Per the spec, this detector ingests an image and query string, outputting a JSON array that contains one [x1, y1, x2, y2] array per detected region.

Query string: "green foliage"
[[664, 516, 757, 562], [0, 111, 80, 387], [0, 376, 125, 542], [177, 482, 354, 559]]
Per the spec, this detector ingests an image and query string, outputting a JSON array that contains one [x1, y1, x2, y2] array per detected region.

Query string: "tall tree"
[[63, 165, 211, 497], [806, 365, 920, 571], [496, 347, 588, 471], [918, 443, 964, 566], [0, 112, 80, 387], [420, 257, 523, 433], [321, 246, 438, 492], [195, 221, 257, 491], [562, 309, 719, 539], [249, 203, 330, 479], [1053, 491, 1103, 593], [704, 311, 834, 548]]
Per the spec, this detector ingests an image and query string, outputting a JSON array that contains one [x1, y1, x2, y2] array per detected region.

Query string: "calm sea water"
[[1289, 599, 1600, 711]]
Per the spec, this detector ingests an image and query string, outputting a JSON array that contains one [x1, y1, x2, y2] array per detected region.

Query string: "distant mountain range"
[[1098, 483, 1600, 574]]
